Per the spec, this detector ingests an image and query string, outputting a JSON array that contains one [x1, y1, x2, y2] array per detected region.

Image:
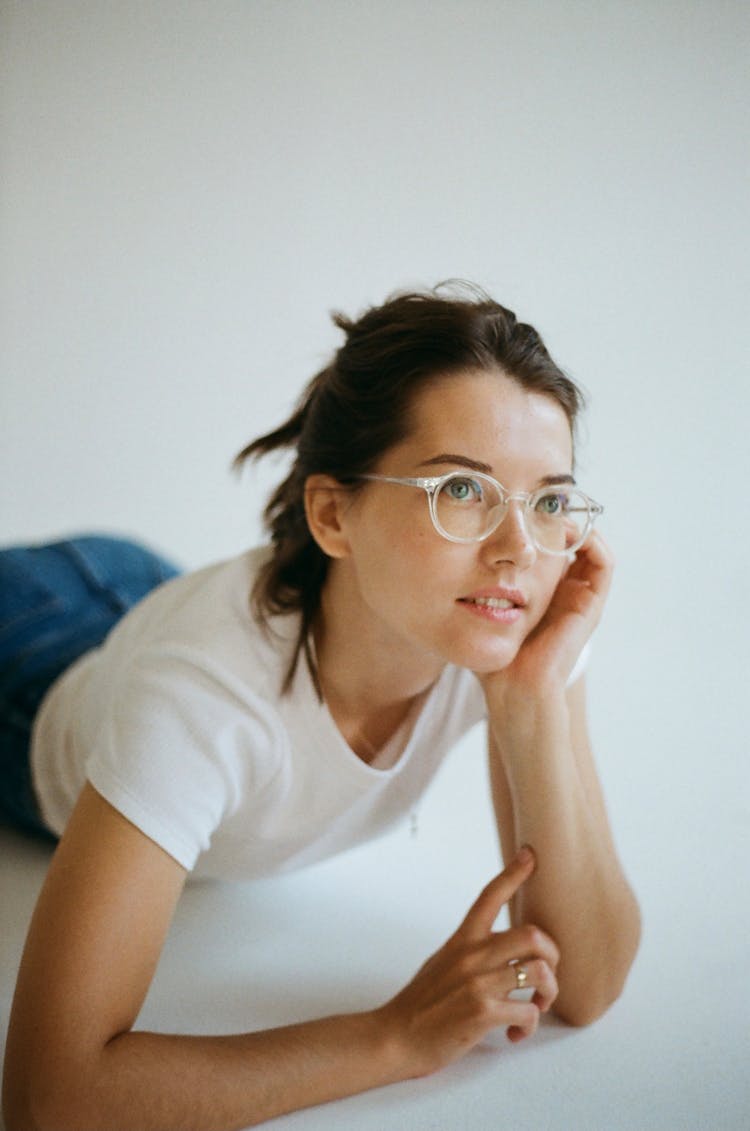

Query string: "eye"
[[534, 490, 568, 516], [441, 476, 484, 503]]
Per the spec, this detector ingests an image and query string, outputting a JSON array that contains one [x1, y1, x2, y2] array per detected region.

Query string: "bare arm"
[[482, 533, 641, 1027], [3, 787, 559, 1131], [488, 676, 640, 1026]]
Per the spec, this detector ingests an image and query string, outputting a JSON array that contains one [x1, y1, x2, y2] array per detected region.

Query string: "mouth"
[[458, 587, 527, 609], [457, 589, 527, 623], [461, 596, 517, 610]]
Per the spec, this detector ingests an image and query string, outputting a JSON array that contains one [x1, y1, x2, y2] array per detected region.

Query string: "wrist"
[[368, 1003, 437, 1084], [487, 685, 569, 749]]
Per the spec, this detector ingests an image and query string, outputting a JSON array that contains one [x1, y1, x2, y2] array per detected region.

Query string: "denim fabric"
[[0, 535, 180, 837]]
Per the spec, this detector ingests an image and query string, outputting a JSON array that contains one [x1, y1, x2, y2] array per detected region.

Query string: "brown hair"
[[235, 282, 584, 692]]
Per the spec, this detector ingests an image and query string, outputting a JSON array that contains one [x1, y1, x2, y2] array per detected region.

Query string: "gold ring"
[[514, 964, 528, 991]]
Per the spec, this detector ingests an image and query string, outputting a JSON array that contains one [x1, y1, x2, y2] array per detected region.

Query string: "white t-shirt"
[[31, 548, 489, 879]]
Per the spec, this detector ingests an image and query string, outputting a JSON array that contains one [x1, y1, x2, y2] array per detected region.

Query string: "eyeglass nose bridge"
[[481, 494, 537, 545]]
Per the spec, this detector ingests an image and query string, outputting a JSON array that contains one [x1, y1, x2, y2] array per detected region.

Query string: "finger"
[[504, 1002, 540, 1043], [473, 923, 560, 977], [466, 939, 559, 1012], [456, 848, 536, 942], [505, 958, 558, 1014], [504, 922, 561, 970], [569, 530, 614, 594]]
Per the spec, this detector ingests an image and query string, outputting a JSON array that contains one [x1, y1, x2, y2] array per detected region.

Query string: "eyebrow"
[[418, 453, 576, 486], [418, 453, 494, 473]]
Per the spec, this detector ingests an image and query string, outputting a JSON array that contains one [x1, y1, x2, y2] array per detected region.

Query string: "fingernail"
[[517, 845, 535, 865]]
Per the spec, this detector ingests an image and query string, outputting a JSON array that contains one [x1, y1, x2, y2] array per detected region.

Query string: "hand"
[[483, 530, 614, 701], [375, 849, 559, 1078]]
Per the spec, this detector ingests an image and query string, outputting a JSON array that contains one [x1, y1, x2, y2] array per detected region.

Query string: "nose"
[[480, 501, 537, 569]]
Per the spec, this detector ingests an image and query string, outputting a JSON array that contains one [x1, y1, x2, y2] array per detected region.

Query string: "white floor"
[[1, 727, 748, 1131]]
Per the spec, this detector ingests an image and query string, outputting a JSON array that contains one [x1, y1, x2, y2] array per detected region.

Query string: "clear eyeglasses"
[[361, 470, 603, 556]]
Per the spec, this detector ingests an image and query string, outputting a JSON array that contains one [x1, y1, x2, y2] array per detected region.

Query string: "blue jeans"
[[0, 535, 180, 838]]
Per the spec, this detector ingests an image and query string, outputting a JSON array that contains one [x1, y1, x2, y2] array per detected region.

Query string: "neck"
[[313, 563, 444, 759]]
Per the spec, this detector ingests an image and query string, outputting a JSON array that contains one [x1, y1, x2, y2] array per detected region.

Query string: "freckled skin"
[[328, 369, 572, 682]]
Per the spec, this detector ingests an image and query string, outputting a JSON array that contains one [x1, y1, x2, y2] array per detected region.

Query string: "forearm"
[[7, 1012, 403, 1131], [488, 691, 640, 1026]]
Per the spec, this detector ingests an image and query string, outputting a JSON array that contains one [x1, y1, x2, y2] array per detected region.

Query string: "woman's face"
[[332, 368, 574, 676]]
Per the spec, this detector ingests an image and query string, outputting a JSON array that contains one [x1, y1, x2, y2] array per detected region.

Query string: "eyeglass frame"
[[359, 470, 604, 556]]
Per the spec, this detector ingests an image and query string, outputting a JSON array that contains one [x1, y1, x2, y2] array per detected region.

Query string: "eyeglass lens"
[[433, 475, 592, 552]]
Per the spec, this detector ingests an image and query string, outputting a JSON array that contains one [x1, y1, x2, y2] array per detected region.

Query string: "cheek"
[[364, 530, 447, 600], [531, 560, 568, 619], [348, 525, 463, 635], [363, 504, 442, 571]]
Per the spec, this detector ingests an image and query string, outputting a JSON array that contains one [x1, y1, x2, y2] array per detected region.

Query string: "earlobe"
[[304, 475, 352, 559]]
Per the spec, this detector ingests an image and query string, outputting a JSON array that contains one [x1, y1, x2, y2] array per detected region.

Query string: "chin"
[[442, 634, 523, 675]]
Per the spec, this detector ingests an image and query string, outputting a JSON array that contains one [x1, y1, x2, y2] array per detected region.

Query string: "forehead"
[[396, 369, 574, 472]]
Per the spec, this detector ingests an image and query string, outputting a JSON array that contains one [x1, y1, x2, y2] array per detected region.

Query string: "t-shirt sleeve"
[[85, 649, 254, 871]]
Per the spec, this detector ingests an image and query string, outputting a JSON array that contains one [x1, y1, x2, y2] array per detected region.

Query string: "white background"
[[1, 2, 748, 1128]]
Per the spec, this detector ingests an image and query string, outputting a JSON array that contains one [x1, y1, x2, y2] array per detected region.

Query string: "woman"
[[2, 284, 640, 1130]]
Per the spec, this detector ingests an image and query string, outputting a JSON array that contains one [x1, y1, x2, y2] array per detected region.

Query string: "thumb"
[[456, 846, 536, 942]]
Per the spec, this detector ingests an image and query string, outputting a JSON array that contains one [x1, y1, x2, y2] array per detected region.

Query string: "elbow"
[[3, 1078, 43, 1131], [3, 1064, 91, 1131], [3, 1055, 37, 1131], [4, 1092, 88, 1131], [4, 1019, 129, 1131], [555, 897, 642, 1030], [4, 1082, 62, 1131], [3, 1020, 111, 1131], [553, 980, 625, 1029], [3, 1099, 45, 1131], [553, 964, 633, 1028]]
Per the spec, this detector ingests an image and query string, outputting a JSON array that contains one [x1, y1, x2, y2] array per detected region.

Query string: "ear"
[[304, 474, 354, 559]]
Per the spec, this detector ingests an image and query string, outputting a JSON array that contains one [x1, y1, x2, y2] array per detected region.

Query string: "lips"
[[464, 596, 515, 610], [456, 587, 527, 625], [458, 587, 527, 609]]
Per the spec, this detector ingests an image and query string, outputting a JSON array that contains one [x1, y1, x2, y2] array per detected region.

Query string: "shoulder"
[[94, 545, 294, 696], [88, 545, 297, 773]]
